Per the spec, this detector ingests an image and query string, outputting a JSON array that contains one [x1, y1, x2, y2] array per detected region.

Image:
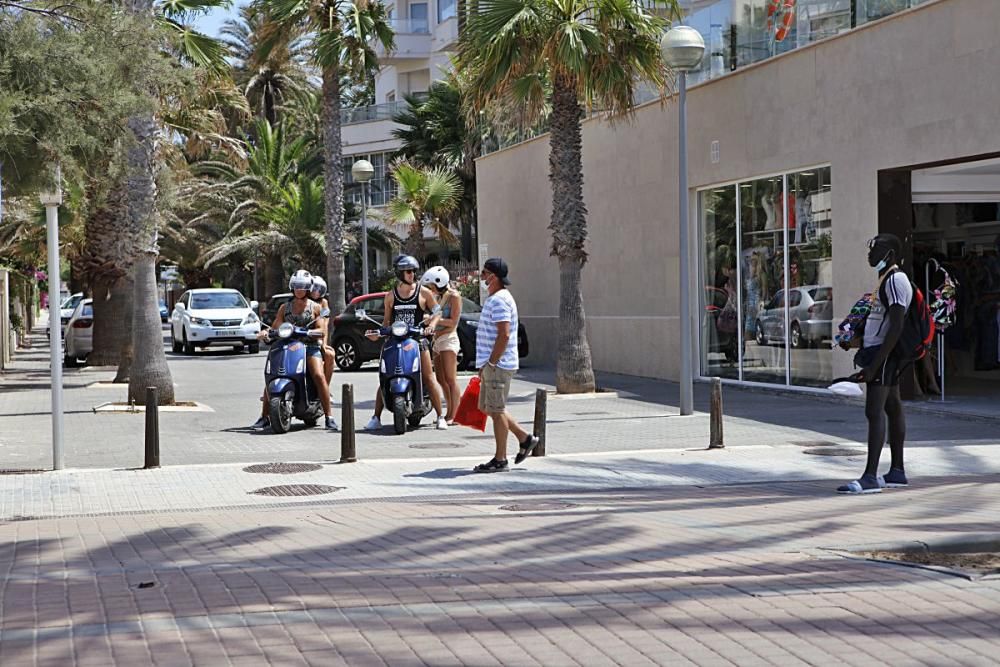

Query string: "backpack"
[[883, 274, 935, 362]]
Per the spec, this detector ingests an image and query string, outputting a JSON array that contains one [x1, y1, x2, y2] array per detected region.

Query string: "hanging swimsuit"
[[285, 298, 322, 358]]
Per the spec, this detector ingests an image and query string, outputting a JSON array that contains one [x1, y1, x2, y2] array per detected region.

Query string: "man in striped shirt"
[[473, 258, 539, 473]]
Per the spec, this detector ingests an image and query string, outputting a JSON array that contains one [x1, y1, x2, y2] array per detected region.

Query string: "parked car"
[[755, 285, 833, 348], [63, 298, 93, 367], [260, 292, 293, 327], [159, 300, 169, 322], [330, 292, 529, 371], [48, 292, 84, 339], [169, 288, 261, 354]]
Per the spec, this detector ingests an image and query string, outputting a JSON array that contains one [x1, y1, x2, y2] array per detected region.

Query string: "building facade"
[[475, 0, 1000, 403]]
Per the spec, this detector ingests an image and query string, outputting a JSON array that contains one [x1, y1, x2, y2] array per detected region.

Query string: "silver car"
[[170, 288, 261, 354], [63, 298, 94, 367], [755, 286, 833, 349]]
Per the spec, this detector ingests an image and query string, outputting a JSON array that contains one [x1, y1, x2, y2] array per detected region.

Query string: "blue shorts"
[[306, 345, 323, 359]]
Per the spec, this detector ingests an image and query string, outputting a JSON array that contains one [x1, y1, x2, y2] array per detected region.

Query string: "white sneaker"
[[365, 416, 382, 431], [436, 416, 448, 430]]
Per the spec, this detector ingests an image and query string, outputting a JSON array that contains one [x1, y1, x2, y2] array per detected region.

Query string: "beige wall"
[[475, 0, 1000, 382]]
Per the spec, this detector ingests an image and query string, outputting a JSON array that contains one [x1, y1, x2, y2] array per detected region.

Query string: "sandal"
[[515, 436, 540, 464], [473, 458, 509, 473]]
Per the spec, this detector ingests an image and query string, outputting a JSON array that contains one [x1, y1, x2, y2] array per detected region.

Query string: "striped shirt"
[[476, 289, 519, 370], [864, 271, 912, 348]]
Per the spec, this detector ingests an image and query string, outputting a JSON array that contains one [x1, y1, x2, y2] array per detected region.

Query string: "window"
[[409, 2, 428, 32], [438, 0, 456, 22], [699, 166, 834, 388]]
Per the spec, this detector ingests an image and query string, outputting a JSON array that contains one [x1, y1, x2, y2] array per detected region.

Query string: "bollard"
[[144, 386, 160, 468], [340, 383, 357, 463], [531, 388, 547, 457], [709, 377, 724, 449]]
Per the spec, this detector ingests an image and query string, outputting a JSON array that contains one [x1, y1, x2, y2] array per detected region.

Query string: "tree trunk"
[[114, 270, 134, 383], [264, 250, 284, 299], [548, 74, 596, 393], [321, 67, 347, 314], [88, 276, 130, 367], [125, 112, 174, 405]]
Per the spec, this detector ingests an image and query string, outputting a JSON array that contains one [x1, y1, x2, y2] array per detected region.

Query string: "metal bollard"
[[144, 386, 160, 468], [340, 383, 357, 463], [532, 388, 547, 457], [709, 377, 724, 449]]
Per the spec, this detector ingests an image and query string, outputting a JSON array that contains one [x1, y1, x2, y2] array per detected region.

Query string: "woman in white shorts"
[[421, 266, 462, 424]]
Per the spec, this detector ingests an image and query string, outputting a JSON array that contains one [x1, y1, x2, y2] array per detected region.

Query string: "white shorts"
[[432, 330, 460, 355]]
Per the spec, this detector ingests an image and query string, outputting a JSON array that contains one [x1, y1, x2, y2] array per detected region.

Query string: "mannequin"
[[761, 193, 776, 231], [837, 233, 911, 494]]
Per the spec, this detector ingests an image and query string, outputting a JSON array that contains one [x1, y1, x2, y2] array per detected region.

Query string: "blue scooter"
[[358, 309, 433, 435], [263, 310, 328, 434]]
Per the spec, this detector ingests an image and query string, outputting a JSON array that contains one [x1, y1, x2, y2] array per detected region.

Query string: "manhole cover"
[[409, 443, 466, 450], [242, 462, 322, 474], [792, 441, 840, 448], [803, 447, 865, 457], [249, 484, 343, 497], [500, 502, 577, 512]]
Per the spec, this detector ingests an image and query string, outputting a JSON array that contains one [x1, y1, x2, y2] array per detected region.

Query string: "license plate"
[[214, 328, 238, 335]]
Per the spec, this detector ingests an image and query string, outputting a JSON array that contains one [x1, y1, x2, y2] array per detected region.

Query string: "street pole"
[[361, 181, 370, 296], [677, 70, 693, 416], [44, 199, 64, 470]]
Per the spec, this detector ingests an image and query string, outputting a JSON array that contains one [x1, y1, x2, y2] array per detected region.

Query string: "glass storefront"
[[699, 166, 834, 388]]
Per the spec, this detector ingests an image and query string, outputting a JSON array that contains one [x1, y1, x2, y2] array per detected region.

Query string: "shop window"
[[698, 185, 739, 380]]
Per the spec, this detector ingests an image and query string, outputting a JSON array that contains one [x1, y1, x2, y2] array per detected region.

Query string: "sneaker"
[[880, 468, 909, 488], [325, 416, 340, 432], [365, 416, 382, 431], [473, 458, 509, 473], [436, 416, 448, 430], [837, 474, 883, 494], [250, 416, 269, 430], [514, 435, 540, 464]]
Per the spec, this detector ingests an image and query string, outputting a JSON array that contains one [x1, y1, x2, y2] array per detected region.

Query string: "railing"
[[340, 92, 430, 126], [388, 18, 430, 34]]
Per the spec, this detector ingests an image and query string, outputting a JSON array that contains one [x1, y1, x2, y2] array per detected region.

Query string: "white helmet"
[[310, 276, 327, 298], [420, 266, 450, 290], [289, 269, 313, 292]]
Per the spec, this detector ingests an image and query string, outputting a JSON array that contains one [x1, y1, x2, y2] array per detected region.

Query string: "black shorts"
[[855, 345, 906, 387]]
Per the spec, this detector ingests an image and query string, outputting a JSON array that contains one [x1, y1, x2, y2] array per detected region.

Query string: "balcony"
[[375, 19, 432, 63], [340, 92, 429, 127]]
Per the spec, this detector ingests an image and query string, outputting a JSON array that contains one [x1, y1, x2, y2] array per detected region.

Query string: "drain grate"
[[250, 484, 343, 497], [500, 502, 577, 512], [242, 462, 322, 474], [803, 447, 865, 457], [409, 443, 466, 450], [0, 469, 45, 475]]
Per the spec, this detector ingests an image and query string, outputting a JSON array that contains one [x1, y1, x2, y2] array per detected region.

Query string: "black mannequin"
[[838, 233, 911, 494]]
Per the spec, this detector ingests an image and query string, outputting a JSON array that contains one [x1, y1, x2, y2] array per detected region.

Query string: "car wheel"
[[248, 342, 260, 354], [171, 331, 182, 354], [182, 328, 196, 355], [64, 353, 78, 368], [755, 321, 766, 346], [791, 322, 804, 349], [232, 345, 244, 353], [334, 337, 362, 371]]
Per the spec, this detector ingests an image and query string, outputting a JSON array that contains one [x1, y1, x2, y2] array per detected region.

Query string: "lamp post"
[[661, 25, 705, 417], [351, 159, 375, 295], [39, 164, 64, 470]]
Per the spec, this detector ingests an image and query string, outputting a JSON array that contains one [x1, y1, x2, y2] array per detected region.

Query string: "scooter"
[[357, 309, 433, 435], [262, 310, 329, 434]]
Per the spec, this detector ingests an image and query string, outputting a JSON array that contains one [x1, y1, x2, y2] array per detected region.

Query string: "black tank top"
[[391, 286, 425, 329]]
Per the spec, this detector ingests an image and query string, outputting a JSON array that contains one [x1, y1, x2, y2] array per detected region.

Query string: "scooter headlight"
[[391, 321, 408, 337], [380, 357, 386, 373], [277, 323, 294, 339]]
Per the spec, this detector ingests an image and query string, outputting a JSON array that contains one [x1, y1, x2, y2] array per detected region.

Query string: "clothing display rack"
[[924, 258, 951, 403]]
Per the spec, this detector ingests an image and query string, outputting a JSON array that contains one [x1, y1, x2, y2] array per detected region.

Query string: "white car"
[[170, 288, 261, 354], [48, 292, 84, 339], [63, 298, 93, 367]]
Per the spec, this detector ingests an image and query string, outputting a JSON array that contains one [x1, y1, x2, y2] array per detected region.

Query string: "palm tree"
[[385, 161, 463, 262], [457, 0, 680, 393], [262, 0, 394, 314]]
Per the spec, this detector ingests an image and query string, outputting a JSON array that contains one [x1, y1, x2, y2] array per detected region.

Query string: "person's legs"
[[885, 384, 906, 473], [437, 349, 460, 422], [419, 348, 444, 417], [323, 346, 334, 384], [490, 411, 509, 461], [307, 355, 331, 417], [863, 384, 890, 477]]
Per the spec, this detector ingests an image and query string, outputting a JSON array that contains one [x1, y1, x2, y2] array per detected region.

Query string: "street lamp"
[[39, 163, 64, 470], [661, 25, 705, 417], [351, 159, 375, 295]]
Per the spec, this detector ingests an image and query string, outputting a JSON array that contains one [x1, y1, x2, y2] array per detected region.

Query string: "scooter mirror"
[[355, 309, 366, 319]]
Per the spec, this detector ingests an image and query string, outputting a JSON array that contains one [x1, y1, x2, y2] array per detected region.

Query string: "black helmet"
[[393, 254, 420, 283]]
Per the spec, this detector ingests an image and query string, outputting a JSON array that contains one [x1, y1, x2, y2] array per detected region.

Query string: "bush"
[[453, 272, 480, 303]]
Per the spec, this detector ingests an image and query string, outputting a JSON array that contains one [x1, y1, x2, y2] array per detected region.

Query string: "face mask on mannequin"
[[874, 250, 893, 273]]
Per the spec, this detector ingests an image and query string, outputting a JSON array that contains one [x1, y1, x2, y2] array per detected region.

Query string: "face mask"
[[874, 251, 892, 273]]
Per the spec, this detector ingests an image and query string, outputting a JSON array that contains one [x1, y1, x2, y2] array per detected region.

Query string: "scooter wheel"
[[392, 395, 407, 435], [269, 389, 294, 434]]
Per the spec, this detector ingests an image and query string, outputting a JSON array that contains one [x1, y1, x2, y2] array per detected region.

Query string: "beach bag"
[[834, 293, 874, 349], [453, 376, 488, 431]]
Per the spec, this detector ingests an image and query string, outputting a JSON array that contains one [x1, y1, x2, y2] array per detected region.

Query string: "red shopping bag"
[[453, 376, 488, 431]]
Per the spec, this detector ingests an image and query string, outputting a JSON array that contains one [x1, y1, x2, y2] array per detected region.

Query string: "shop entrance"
[[879, 156, 1000, 412]]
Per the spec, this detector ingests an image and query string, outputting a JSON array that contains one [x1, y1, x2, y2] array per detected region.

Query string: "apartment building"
[[476, 0, 1000, 407], [340, 0, 461, 274]]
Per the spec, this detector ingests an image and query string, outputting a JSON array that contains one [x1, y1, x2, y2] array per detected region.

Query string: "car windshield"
[[62, 294, 82, 309], [191, 292, 248, 310]]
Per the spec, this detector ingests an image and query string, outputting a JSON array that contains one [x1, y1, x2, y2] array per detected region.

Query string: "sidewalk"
[[2, 322, 1000, 664]]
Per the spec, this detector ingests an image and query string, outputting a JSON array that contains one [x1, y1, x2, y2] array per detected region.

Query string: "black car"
[[260, 292, 293, 327], [331, 292, 529, 371]]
